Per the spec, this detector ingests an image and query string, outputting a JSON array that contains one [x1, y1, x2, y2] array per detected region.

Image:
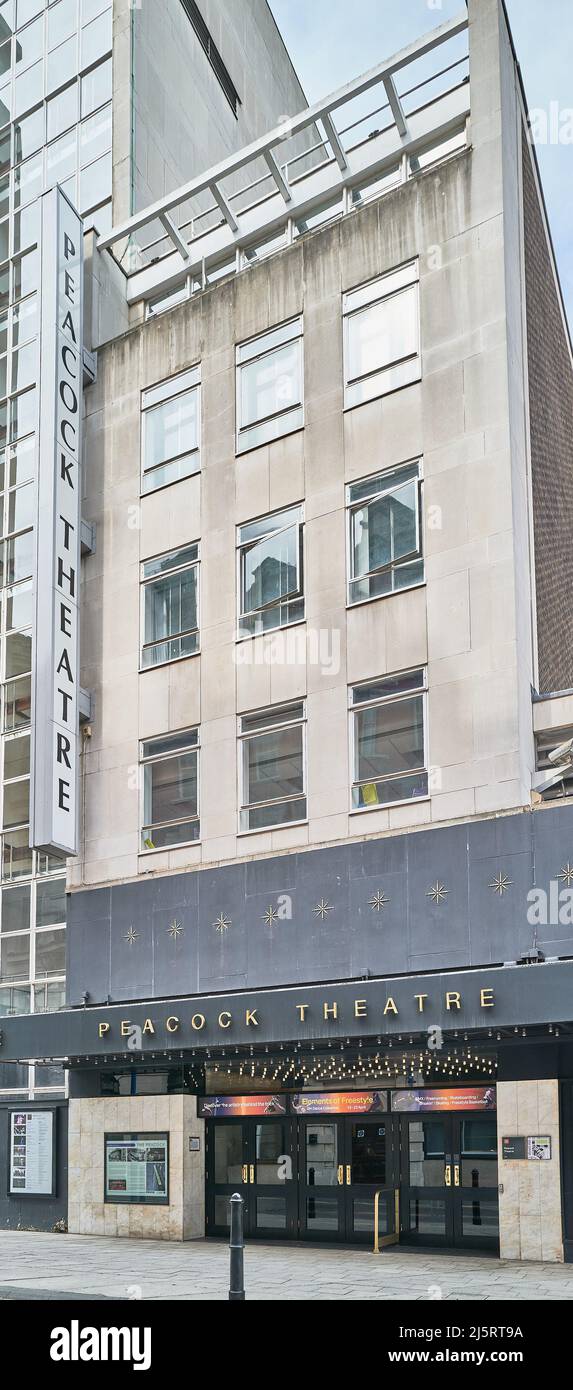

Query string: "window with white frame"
[[141, 365, 200, 494], [236, 317, 303, 453], [239, 702, 306, 831], [347, 460, 423, 604], [141, 728, 199, 851], [350, 670, 428, 810], [237, 505, 304, 637], [141, 543, 199, 669], [343, 261, 420, 408]]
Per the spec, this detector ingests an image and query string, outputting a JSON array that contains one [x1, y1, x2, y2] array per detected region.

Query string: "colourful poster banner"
[[291, 1091, 387, 1116], [391, 1087, 496, 1114], [198, 1095, 287, 1118]]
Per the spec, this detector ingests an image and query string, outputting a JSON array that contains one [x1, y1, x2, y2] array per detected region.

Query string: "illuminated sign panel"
[[30, 187, 83, 856]]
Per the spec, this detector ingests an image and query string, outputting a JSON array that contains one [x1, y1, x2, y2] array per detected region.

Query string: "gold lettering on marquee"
[[120, 1021, 131, 1037], [415, 994, 428, 1012], [480, 988, 494, 1008], [191, 1013, 206, 1031], [446, 992, 461, 1010], [218, 1012, 232, 1029], [142, 1019, 155, 1035], [384, 998, 398, 1015], [296, 1004, 308, 1021], [323, 1002, 338, 1020], [354, 999, 367, 1018], [98, 1023, 110, 1038], [166, 1016, 180, 1033], [246, 1010, 259, 1026]]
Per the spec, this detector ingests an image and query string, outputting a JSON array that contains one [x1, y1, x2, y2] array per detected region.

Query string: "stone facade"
[[68, 1096, 205, 1240], [497, 1079, 563, 1262]]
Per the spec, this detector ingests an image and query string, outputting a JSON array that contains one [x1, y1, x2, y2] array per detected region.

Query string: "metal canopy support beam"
[[322, 112, 348, 172], [383, 73, 409, 139], [263, 149, 291, 202], [159, 211, 191, 263], [210, 182, 239, 234]]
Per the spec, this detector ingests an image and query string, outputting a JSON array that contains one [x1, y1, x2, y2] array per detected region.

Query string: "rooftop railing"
[[98, 9, 470, 309]]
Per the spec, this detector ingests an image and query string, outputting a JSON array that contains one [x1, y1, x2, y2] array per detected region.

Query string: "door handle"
[[337, 1165, 344, 1185], [242, 1164, 248, 1184], [346, 1165, 351, 1186], [444, 1164, 451, 1187], [249, 1165, 255, 1184], [454, 1164, 460, 1187]]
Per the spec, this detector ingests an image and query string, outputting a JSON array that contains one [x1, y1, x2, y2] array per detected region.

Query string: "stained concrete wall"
[[68, 1095, 205, 1240], [497, 1079, 563, 1262]]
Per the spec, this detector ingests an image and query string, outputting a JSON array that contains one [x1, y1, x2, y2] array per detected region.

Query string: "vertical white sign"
[[30, 187, 83, 856]]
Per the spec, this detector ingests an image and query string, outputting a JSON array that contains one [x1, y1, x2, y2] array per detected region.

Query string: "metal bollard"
[[228, 1192, 245, 1301]]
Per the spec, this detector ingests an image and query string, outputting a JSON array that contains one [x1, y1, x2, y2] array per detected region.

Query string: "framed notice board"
[[9, 1109, 56, 1197]]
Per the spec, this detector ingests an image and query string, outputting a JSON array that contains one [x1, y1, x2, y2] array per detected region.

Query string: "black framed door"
[[400, 1113, 499, 1250], [205, 1116, 297, 1239], [206, 1114, 399, 1244]]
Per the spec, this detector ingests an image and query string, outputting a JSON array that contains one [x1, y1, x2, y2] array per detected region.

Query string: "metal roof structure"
[[98, 10, 470, 310]]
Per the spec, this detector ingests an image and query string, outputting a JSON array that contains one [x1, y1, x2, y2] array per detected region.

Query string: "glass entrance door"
[[400, 1114, 499, 1250], [205, 1117, 297, 1238], [344, 1118, 397, 1245], [298, 1118, 346, 1241]]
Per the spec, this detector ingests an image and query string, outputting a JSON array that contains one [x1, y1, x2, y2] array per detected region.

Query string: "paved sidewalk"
[[1, 1231, 573, 1300]]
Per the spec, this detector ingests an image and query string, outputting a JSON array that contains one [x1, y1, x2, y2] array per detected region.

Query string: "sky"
[[268, 0, 573, 329]]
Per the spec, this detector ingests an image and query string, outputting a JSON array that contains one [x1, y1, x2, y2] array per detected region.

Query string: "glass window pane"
[[0, 929, 29, 980], [240, 340, 301, 430], [33, 979, 66, 1013], [6, 529, 33, 582], [214, 1125, 244, 1184], [13, 104, 43, 162], [10, 385, 35, 438], [35, 926, 66, 976], [47, 34, 76, 92], [16, 0, 42, 26], [14, 13, 42, 66], [48, 0, 77, 50], [80, 6, 111, 65], [2, 775, 28, 826], [143, 565, 198, 665], [142, 750, 198, 847], [356, 694, 425, 782], [12, 291, 37, 344], [12, 246, 37, 300], [79, 100, 110, 165], [46, 127, 76, 183], [2, 826, 32, 879], [347, 285, 417, 381], [4, 732, 29, 778], [242, 523, 298, 615], [14, 57, 42, 116], [1, 881, 29, 931], [80, 55, 111, 116], [6, 627, 33, 679], [145, 387, 198, 473], [36, 876, 66, 926], [0, 983, 30, 1014], [79, 147, 110, 210], [13, 150, 42, 206], [245, 723, 303, 807], [351, 481, 418, 578], [6, 577, 32, 627], [3, 673, 31, 729], [47, 81, 78, 140]]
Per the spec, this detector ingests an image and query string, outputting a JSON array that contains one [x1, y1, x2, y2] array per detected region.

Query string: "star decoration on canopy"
[[313, 899, 333, 920], [489, 872, 512, 896], [426, 882, 448, 906], [368, 891, 390, 912], [263, 905, 279, 927], [125, 927, 139, 946], [168, 919, 183, 939], [559, 863, 573, 887], [213, 913, 232, 933]]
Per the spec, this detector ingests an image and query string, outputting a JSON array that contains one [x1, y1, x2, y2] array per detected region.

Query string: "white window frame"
[[238, 701, 307, 834], [346, 459, 424, 607], [236, 316, 303, 454], [141, 364, 201, 494], [343, 260, 420, 409], [140, 542, 200, 671], [140, 727, 200, 853], [349, 669, 428, 813], [236, 504, 304, 639]]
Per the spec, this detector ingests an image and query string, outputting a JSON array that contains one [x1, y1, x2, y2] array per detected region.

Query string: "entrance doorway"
[[399, 1112, 499, 1250], [205, 1114, 397, 1244]]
